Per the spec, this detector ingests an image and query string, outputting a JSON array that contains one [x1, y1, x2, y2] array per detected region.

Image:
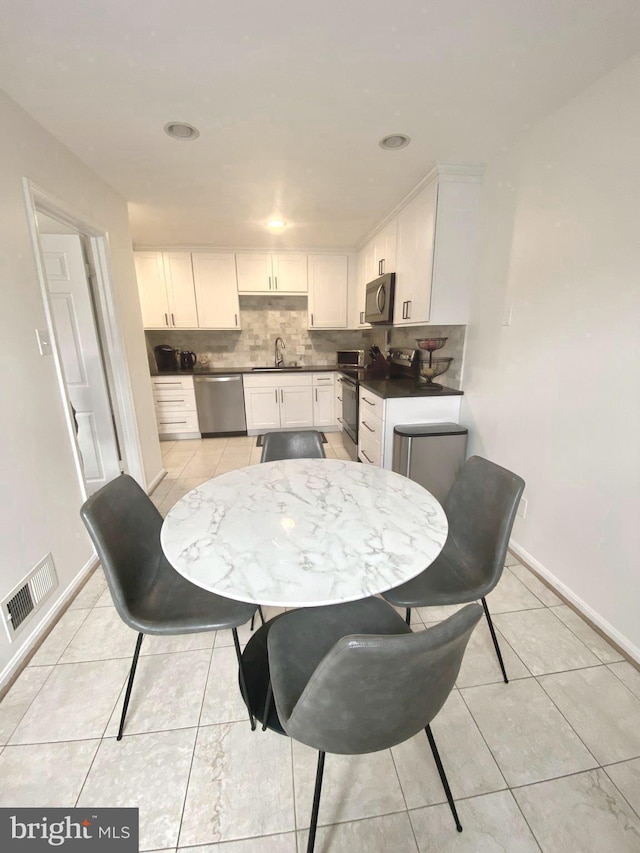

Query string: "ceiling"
[[1, 1, 639, 249]]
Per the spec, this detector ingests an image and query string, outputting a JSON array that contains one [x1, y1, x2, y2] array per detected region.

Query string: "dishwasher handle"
[[194, 375, 242, 383]]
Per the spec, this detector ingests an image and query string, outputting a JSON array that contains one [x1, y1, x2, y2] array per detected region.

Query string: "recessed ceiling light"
[[163, 122, 200, 141], [267, 218, 286, 230], [379, 134, 411, 150]]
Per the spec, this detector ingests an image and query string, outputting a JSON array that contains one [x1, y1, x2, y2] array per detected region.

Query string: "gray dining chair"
[[80, 474, 260, 737], [383, 455, 525, 683], [260, 429, 326, 462], [266, 597, 482, 853]]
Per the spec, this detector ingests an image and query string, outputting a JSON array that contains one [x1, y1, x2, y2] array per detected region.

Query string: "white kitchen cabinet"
[[394, 166, 482, 326], [135, 251, 199, 329], [312, 372, 336, 428], [373, 219, 397, 277], [151, 375, 200, 439], [191, 253, 240, 330], [357, 385, 462, 468], [308, 255, 348, 329], [236, 253, 307, 294], [243, 372, 313, 434], [334, 376, 344, 427]]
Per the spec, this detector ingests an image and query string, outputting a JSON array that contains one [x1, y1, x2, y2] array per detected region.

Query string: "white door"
[[40, 234, 122, 494]]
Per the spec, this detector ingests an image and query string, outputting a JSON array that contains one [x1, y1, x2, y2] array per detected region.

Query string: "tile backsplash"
[[145, 295, 465, 389]]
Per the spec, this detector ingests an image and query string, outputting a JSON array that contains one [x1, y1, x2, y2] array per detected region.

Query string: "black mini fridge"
[[392, 423, 468, 504]]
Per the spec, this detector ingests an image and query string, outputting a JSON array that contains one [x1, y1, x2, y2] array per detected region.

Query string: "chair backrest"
[[79, 474, 167, 629], [443, 455, 525, 593], [273, 603, 482, 755], [260, 430, 326, 462]]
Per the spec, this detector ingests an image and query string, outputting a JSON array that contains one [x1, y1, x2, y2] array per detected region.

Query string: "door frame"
[[22, 178, 146, 495]]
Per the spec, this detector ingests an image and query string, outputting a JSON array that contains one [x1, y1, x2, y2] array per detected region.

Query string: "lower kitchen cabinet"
[[151, 375, 201, 440], [243, 373, 314, 434], [358, 386, 462, 468], [312, 372, 336, 428]]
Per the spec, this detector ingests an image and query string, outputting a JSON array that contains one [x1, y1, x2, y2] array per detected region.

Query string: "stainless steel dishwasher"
[[193, 375, 247, 436]]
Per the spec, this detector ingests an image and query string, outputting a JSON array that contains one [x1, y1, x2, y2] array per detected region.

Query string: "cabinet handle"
[[281, 389, 284, 403], [234, 314, 238, 326], [275, 390, 278, 403], [315, 389, 318, 402], [362, 396, 375, 406], [337, 395, 342, 402], [361, 450, 373, 463], [362, 420, 375, 432], [164, 313, 169, 326], [160, 420, 187, 425], [274, 276, 278, 290], [337, 416, 343, 424], [406, 300, 411, 319], [401, 301, 406, 319], [310, 313, 314, 326], [171, 313, 176, 325], [269, 276, 272, 290], [360, 311, 364, 324]]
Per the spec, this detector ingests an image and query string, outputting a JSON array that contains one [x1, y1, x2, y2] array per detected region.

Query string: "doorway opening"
[[23, 180, 145, 498]]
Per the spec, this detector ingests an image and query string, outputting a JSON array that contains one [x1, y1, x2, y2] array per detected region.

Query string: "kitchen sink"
[[251, 366, 303, 371]]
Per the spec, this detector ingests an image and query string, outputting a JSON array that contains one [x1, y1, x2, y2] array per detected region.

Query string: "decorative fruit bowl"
[[419, 356, 453, 388], [415, 337, 447, 353]]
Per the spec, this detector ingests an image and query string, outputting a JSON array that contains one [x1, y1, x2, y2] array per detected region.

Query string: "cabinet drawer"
[[312, 372, 335, 386], [151, 375, 195, 395], [153, 390, 197, 412], [359, 425, 382, 466], [243, 372, 312, 389], [359, 389, 384, 420], [155, 411, 200, 434], [359, 410, 382, 441]]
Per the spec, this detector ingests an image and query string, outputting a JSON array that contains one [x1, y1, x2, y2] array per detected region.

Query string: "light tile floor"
[[2, 434, 640, 852]]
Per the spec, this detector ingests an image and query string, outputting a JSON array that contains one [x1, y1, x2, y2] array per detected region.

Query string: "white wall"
[[0, 89, 162, 683], [462, 55, 640, 658]]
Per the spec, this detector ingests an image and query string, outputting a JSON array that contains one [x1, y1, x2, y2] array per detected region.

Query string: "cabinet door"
[[272, 255, 307, 293], [313, 386, 335, 427], [280, 386, 314, 428], [192, 253, 240, 329], [134, 252, 169, 328], [374, 220, 397, 276], [244, 386, 281, 430], [162, 252, 199, 327], [236, 254, 272, 293], [394, 182, 437, 325], [308, 255, 348, 329]]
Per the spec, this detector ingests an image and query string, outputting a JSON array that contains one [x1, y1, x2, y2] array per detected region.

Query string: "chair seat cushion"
[[116, 554, 257, 635], [382, 547, 492, 609], [267, 597, 409, 724]]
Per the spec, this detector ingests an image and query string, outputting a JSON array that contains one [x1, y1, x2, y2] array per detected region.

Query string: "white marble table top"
[[161, 458, 448, 608]]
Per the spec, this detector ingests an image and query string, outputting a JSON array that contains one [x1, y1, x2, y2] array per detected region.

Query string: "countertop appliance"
[[180, 350, 197, 371], [336, 349, 365, 368], [154, 344, 178, 372], [392, 423, 468, 504], [364, 272, 395, 324], [194, 375, 247, 436]]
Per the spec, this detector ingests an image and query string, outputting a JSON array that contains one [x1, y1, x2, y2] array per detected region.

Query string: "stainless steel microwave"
[[364, 273, 395, 324]]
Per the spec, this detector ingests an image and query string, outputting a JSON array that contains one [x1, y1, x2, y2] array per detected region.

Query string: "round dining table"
[[161, 457, 448, 731]]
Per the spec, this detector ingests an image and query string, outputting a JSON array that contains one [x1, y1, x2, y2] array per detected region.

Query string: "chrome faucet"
[[274, 337, 286, 368]]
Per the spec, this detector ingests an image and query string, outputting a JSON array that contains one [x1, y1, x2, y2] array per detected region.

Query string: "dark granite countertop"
[[150, 366, 463, 399], [358, 377, 463, 399]]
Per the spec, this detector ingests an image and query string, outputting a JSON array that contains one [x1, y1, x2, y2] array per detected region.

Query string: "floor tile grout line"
[[600, 765, 640, 823]]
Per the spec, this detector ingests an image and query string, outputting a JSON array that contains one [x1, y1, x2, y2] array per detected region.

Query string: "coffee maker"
[[154, 344, 178, 372]]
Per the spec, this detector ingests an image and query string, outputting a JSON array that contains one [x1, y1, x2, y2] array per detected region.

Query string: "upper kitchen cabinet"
[[191, 253, 240, 330], [236, 253, 307, 294], [135, 251, 199, 329], [373, 219, 397, 277], [394, 165, 482, 326], [307, 254, 348, 329]]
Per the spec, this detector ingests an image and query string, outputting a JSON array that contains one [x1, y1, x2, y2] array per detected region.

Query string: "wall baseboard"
[[0, 555, 99, 696], [510, 540, 640, 666], [147, 468, 167, 495]]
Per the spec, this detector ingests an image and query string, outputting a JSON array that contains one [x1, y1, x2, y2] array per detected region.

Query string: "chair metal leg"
[[425, 725, 462, 832], [481, 597, 508, 684], [307, 751, 325, 853], [232, 627, 256, 731], [262, 679, 273, 731], [405, 607, 411, 626], [250, 613, 255, 631], [118, 632, 144, 741], [258, 605, 265, 625]]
